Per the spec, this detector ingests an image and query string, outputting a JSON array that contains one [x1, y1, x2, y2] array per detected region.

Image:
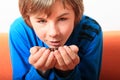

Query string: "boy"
[[9, 0, 103, 80]]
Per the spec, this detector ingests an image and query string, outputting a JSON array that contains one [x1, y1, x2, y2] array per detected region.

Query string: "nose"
[[48, 22, 60, 37]]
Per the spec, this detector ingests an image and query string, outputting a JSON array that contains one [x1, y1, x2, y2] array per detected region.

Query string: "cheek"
[[35, 29, 46, 41], [32, 25, 46, 41], [29, 17, 46, 40], [60, 23, 74, 38]]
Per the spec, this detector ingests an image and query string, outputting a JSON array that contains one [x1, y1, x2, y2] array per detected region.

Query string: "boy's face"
[[29, 0, 75, 48]]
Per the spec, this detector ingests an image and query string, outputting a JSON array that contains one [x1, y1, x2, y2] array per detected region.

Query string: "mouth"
[[48, 41, 61, 48]]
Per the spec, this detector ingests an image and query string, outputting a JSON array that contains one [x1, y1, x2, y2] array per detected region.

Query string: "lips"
[[49, 41, 61, 47]]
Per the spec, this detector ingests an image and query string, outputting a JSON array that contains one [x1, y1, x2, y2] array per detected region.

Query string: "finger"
[[34, 49, 50, 69], [75, 56, 80, 65], [44, 51, 55, 69], [53, 50, 67, 70], [29, 47, 46, 64], [64, 46, 77, 62], [58, 47, 74, 70], [30, 46, 40, 55], [64, 46, 80, 65], [69, 45, 79, 54]]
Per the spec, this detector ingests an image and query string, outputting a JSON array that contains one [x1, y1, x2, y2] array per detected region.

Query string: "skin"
[[28, 0, 80, 72]]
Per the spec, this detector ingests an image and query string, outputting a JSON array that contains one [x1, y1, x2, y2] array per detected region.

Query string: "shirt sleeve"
[[79, 30, 103, 80], [77, 16, 103, 80]]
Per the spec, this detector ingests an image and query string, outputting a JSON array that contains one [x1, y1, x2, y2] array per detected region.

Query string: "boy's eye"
[[37, 19, 47, 23], [59, 18, 67, 21]]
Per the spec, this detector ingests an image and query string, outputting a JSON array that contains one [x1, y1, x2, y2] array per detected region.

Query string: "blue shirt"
[[9, 15, 103, 80]]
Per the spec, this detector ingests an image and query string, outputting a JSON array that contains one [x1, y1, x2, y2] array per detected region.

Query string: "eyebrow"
[[57, 13, 70, 18]]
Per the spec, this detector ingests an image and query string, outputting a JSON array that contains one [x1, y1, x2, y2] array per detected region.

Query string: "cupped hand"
[[53, 45, 80, 71], [29, 46, 56, 72]]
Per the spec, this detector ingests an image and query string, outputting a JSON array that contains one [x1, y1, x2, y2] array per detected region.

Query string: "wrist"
[[54, 68, 73, 77], [37, 69, 50, 78]]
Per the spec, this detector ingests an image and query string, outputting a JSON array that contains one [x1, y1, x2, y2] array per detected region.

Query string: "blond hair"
[[19, 0, 84, 26]]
